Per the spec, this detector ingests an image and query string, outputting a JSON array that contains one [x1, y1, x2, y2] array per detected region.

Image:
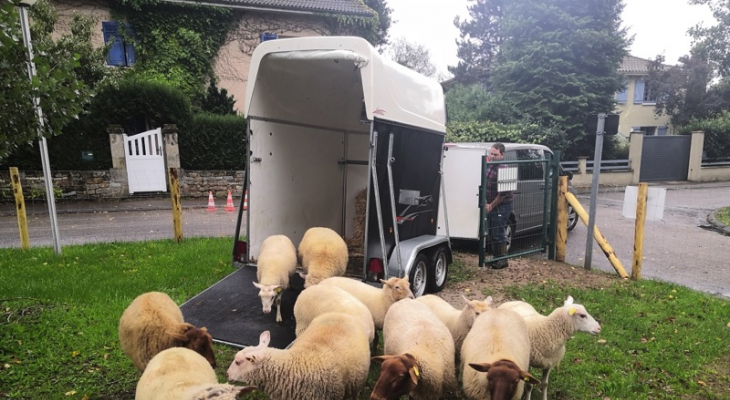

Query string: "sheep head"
[[564, 296, 601, 335], [370, 353, 420, 400], [227, 331, 270, 382], [168, 323, 217, 368], [253, 282, 283, 314], [469, 359, 540, 400], [380, 277, 414, 301]]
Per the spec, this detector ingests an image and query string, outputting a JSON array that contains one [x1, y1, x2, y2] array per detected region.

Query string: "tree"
[[689, 0, 730, 78], [647, 54, 729, 127], [450, 0, 506, 85], [445, 83, 519, 123], [386, 38, 437, 77], [0, 0, 98, 163], [488, 0, 630, 158]]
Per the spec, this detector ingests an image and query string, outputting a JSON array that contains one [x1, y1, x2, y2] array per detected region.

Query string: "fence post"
[[631, 183, 648, 280], [687, 130, 705, 182], [555, 175, 568, 262], [108, 125, 128, 197], [578, 157, 588, 175]]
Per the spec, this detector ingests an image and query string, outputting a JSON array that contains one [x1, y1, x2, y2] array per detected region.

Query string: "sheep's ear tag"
[[523, 376, 530, 382], [274, 287, 283, 294], [569, 308, 577, 316], [413, 365, 420, 377]]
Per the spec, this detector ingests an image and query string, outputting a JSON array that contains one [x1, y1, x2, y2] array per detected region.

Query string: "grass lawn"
[[1, 238, 729, 400], [716, 206, 730, 226]]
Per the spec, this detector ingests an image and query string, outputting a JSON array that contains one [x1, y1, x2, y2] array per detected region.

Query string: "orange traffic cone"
[[206, 191, 217, 212], [225, 190, 236, 212], [243, 190, 248, 211]]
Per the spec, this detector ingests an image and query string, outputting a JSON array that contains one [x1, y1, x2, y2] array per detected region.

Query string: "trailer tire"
[[427, 245, 449, 293], [567, 205, 578, 231], [409, 253, 429, 298]]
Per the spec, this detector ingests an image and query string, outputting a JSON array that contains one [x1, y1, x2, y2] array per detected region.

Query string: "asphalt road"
[[565, 183, 730, 299], [1, 183, 729, 298]]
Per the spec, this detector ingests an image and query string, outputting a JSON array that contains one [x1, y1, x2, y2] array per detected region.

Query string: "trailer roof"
[[245, 36, 447, 133]]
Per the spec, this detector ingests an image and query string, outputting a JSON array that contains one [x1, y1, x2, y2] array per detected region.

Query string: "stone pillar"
[[687, 130, 705, 182], [163, 124, 180, 170], [107, 125, 128, 197], [629, 131, 644, 184], [578, 157, 588, 175]]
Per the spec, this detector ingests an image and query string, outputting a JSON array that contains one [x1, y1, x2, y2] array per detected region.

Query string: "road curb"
[[707, 209, 730, 236]]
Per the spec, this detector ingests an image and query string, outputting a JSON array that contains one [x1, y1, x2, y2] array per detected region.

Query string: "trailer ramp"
[[180, 266, 303, 349]]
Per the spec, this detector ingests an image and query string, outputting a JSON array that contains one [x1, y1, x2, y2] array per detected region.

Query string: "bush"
[[181, 112, 246, 170], [678, 111, 730, 160]]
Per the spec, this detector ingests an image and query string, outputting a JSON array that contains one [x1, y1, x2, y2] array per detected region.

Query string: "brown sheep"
[[118, 291, 216, 372]]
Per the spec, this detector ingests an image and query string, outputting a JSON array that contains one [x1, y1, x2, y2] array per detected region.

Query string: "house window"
[[633, 126, 657, 136], [102, 21, 136, 67], [633, 79, 657, 103], [260, 32, 278, 42], [616, 86, 627, 104]]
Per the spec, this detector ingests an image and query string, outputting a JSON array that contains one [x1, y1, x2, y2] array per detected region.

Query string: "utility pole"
[[19, 0, 62, 254], [584, 113, 606, 269]]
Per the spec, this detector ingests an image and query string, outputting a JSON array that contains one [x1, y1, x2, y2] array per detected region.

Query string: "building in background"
[[615, 55, 672, 139]]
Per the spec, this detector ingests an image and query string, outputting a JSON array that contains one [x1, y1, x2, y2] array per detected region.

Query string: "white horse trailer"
[[232, 36, 452, 297]]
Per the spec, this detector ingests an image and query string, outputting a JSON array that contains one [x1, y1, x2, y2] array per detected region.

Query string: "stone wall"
[[0, 169, 245, 200]]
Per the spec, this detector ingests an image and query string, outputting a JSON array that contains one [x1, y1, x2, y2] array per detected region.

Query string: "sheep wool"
[[253, 234, 298, 324], [227, 312, 370, 400], [119, 291, 216, 372], [415, 294, 493, 352], [319, 276, 414, 329], [136, 348, 255, 400], [371, 298, 457, 400], [293, 283, 375, 342], [297, 227, 349, 288], [461, 308, 539, 400]]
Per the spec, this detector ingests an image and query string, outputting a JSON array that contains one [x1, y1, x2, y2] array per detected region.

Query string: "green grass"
[[716, 206, 730, 226], [1, 239, 729, 400]]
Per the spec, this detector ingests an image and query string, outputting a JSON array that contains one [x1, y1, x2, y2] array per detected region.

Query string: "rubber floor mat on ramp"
[[180, 266, 303, 349]]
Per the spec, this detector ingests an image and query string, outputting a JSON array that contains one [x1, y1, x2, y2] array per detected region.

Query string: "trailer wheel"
[[427, 245, 449, 293], [504, 222, 515, 253], [409, 253, 428, 298]]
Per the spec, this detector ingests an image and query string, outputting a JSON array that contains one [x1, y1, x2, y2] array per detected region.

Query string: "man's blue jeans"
[[488, 202, 513, 244]]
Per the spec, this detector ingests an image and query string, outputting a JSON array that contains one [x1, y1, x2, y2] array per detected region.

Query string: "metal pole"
[[19, 4, 62, 254], [584, 113, 606, 269]]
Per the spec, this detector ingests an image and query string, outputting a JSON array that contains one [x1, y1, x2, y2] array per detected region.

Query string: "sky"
[[385, 0, 717, 78]]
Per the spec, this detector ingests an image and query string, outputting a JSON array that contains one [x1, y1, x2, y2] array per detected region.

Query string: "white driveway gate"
[[124, 128, 167, 194]]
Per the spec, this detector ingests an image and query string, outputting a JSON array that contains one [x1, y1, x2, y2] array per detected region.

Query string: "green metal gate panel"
[[478, 154, 560, 267], [640, 136, 691, 182]]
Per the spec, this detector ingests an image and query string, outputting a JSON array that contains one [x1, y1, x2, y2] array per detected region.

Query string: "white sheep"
[[293, 283, 375, 343], [370, 298, 457, 400], [319, 276, 414, 330], [119, 291, 216, 372], [461, 308, 540, 400], [498, 295, 601, 400], [136, 347, 256, 400], [253, 234, 298, 324], [297, 227, 349, 288], [227, 311, 370, 400], [415, 294, 493, 352]]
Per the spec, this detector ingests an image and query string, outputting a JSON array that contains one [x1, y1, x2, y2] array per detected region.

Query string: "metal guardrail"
[[702, 158, 730, 167], [560, 159, 630, 173]]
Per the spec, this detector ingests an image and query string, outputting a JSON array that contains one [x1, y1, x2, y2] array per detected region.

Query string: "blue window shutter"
[[634, 80, 645, 103], [102, 21, 125, 66], [617, 87, 627, 103], [260, 32, 278, 42], [657, 126, 668, 136], [124, 23, 137, 66]]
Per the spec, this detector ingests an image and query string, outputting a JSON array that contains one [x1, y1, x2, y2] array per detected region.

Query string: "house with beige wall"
[[615, 55, 673, 139], [50, 0, 376, 111]]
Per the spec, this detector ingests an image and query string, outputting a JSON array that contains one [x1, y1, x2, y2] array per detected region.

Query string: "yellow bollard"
[[632, 183, 648, 280], [169, 168, 183, 243], [9, 167, 30, 249]]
